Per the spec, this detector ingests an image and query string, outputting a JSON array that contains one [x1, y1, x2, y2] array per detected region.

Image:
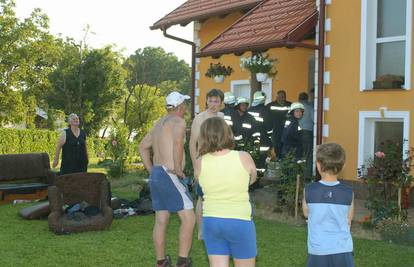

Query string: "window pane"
[[374, 121, 403, 153], [377, 0, 406, 37], [233, 84, 251, 100], [376, 41, 405, 78]]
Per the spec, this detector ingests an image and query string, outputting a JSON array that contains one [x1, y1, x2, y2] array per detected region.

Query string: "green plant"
[[205, 63, 233, 78], [276, 151, 306, 215], [240, 53, 277, 75], [359, 141, 413, 224], [0, 128, 101, 159], [377, 218, 414, 246], [107, 125, 129, 178]]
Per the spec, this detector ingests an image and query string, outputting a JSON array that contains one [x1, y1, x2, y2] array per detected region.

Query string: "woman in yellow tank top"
[[194, 117, 257, 267]]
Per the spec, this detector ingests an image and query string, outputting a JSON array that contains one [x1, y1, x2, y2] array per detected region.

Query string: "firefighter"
[[231, 96, 255, 149], [266, 90, 292, 158], [222, 91, 236, 126], [281, 102, 305, 160], [248, 91, 272, 174]]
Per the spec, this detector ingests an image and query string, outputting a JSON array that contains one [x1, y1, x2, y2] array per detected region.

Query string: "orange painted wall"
[[197, 13, 315, 111], [325, 0, 414, 180]]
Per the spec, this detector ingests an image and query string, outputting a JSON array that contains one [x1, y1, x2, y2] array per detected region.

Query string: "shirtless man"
[[189, 89, 224, 240], [139, 91, 195, 267]]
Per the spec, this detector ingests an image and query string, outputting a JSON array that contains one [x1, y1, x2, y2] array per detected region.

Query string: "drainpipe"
[[162, 28, 196, 118], [316, 0, 326, 145]]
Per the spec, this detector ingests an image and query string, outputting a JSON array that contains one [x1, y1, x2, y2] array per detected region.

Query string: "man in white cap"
[[139, 91, 195, 267]]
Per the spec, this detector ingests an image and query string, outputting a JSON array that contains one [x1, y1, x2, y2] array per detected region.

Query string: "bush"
[[377, 218, 414, 246], [276, 152, 306, 215], [107, 125, 129, 178], [107, 159, 126, 179], [0, 128, 102, 159], [359, 141, 413, 224]]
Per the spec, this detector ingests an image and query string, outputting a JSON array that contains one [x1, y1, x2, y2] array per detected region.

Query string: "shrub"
[[359, 141, 413, 224], [276, 152, 306, 215], [377, 218, 414, 246], [0, 128, 102, 160], [107, 125, 129, 178]]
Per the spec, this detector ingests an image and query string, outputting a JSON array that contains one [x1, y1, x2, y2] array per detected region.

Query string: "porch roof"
[[150, 0, 263, 30], [199, 0, 318, 57]]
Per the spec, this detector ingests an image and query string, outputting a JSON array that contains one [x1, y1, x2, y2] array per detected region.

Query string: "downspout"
[[316, 0, 326, 145], [162, 28, 196, 118]]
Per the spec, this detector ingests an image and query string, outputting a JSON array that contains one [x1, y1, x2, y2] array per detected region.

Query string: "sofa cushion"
[[0, 153, 50, 182]]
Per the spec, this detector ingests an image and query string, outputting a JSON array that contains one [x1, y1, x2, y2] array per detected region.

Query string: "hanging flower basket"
[[240, 53, 277, 79], [256, 73, 268, 82], [205, 63, 233, 83], [214, 75, 225, 83]]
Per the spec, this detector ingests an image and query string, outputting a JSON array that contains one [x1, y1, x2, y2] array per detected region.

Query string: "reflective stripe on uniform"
[[225, 120, 233, 126], [234, 135, 243, 141], [254, 117, 264, 122], [260, 146, 270, 151], [224, 115, 231, 120], [242, 123, 252, 129], [267, 130, 273, 134], [257, 168, 266, 173], [270, 106, 289, 111], [252, 132, 261, 137], [248, 112, 259, 117]]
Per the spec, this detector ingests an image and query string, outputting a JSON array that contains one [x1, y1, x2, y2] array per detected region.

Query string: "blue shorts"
[[149, 166, 193, 212], [307, 252, 355, 267], [202, 217, 257, 259]]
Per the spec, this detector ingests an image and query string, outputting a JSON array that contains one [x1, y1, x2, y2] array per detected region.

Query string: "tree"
[[0, 0, 61, 125], [123, 84, 166, 141], [48, 44, 126, 135], [122, 47, 190, 139]]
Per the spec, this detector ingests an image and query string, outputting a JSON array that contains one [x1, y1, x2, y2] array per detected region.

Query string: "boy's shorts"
[[149, 166, 193, 212], [307, 252, 354, 267], [202, 217, 257, 259]]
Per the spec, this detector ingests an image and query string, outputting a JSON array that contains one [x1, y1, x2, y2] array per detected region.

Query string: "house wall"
[[324, 0, 414, 179]]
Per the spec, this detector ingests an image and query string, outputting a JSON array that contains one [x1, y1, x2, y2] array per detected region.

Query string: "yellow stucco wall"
[[197, 13, 315, 112], [325, 0, 414, 180]]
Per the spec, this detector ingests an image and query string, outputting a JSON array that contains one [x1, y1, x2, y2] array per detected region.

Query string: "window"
[[231, 79, 272, 104], [360, 0, 412, 90], [358, 111, 410, 170]]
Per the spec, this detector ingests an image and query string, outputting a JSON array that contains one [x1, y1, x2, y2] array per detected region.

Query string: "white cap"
[[166, 91, 190, 108]]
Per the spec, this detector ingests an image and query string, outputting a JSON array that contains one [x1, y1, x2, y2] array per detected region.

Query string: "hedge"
[[0, 128, 105, 160]]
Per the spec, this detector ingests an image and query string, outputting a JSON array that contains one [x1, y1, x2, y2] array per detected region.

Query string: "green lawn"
[[1, 161, 413, 266]]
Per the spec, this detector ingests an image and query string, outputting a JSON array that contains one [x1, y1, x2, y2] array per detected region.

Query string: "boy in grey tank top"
[[303, 143, 355, 267]]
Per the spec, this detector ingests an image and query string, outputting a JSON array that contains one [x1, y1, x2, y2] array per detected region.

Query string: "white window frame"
[[230, 79, 273, 104], [360, 0, 412, 90], [358, 110, 410, 171]]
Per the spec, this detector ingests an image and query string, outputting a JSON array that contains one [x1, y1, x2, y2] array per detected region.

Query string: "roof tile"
[[200, 0, 318, 56], [151, 0, 263, 30]]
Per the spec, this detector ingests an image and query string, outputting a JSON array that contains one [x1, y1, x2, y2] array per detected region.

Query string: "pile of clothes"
[[112, 184, 154, 219], [63, 201, 101, 221]]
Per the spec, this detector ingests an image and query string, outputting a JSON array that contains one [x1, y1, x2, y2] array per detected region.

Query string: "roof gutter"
[[162, 28, 196, 118], [316, 0, 326, 145]]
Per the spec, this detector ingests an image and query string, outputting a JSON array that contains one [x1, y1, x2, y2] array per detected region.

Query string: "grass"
[[1, 159, 413, 266]]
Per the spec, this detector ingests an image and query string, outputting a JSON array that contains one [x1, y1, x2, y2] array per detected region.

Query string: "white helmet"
[[289, 102, 305, 113], [236, 97, 250, 106], [224, 92, 236, 105], [252, 91, 266, 107]]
